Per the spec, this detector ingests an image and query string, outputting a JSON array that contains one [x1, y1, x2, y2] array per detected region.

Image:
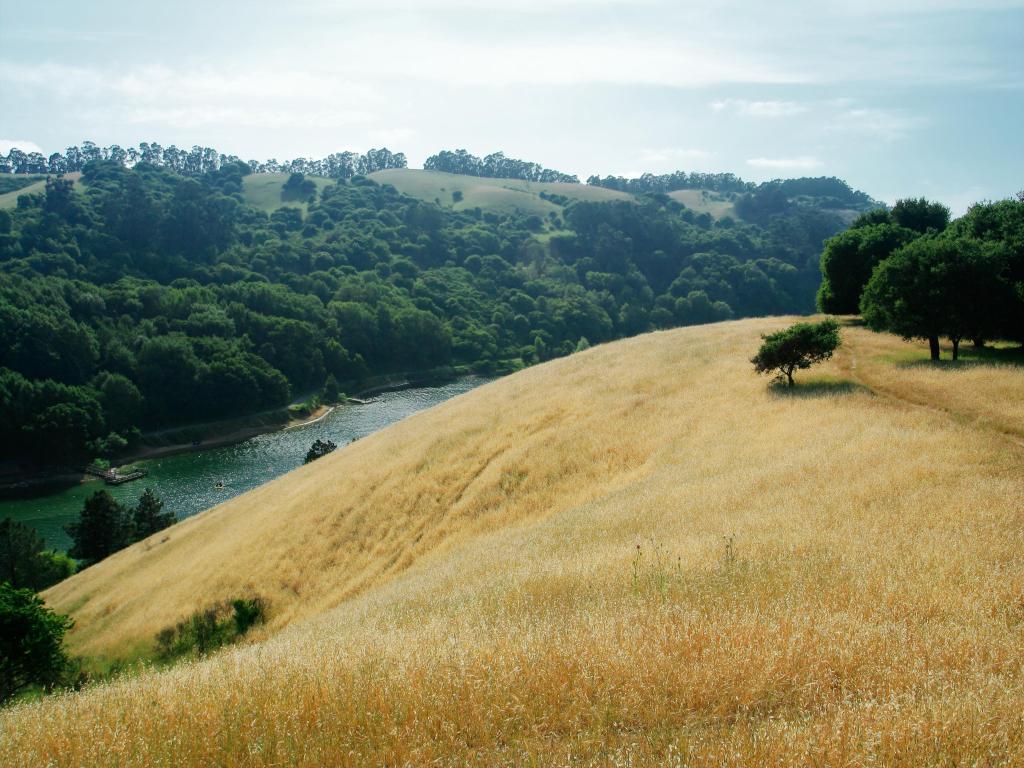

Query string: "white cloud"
[[710, 99, 808, 117], [709, 95, 925, 141], [827, 107, 926, 141], [746, 156, 823, 170], [0, 139, 44, 155]]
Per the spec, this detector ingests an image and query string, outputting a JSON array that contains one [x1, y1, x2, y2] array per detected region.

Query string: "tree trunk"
[[928, 335, 940, 361], [951, 337, 960, 361], [786, 366, 795, 387]]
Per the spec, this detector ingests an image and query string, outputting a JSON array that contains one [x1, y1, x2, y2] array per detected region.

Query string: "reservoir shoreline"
[[0, 376, 491, 549], [0, 369, 466, 495]]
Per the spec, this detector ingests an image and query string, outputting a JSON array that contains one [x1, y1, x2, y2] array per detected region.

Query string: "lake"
[[1, 377, 491, 550]]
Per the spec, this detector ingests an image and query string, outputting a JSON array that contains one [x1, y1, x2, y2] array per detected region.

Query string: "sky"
[[1, 0, 1021, 213]]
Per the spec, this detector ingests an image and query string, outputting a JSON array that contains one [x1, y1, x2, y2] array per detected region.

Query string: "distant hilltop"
[[0, 140, 882, 211]]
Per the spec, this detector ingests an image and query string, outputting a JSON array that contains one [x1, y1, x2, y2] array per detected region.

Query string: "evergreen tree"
[[132, 488, 175, 540], [64, 491, 135, 567]]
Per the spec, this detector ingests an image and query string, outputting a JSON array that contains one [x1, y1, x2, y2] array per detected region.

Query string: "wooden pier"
[[84, 465, 149, 486]]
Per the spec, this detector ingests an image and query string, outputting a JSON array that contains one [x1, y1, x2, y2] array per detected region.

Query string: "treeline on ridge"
[[1, 154, 865, 465], [0, 141, 407, 179], [423, 149, 579, 183]]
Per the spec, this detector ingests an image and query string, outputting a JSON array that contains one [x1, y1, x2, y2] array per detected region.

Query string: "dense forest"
[[0, 149, 879, 466]]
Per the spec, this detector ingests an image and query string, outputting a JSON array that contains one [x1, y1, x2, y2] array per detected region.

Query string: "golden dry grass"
[[4, 317, 1024, 766]]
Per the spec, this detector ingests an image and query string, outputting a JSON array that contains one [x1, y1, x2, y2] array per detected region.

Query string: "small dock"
[[84, 465, 149, 486]]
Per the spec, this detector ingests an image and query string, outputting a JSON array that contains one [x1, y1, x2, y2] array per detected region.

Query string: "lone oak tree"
[[751, 319, 841, 387]]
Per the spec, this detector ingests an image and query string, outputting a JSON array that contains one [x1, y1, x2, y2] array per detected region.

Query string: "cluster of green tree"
[[304, 438, 338, 463], [818, 195, 1024, 359], [0, 156, 864, 463], [423, 149, 579, 183], [588, 172, 884, 215], [586, 170, 753, 194], [64, 488, 175, 568], [0, 141, 406, 179], [281, 173, 317, 203]]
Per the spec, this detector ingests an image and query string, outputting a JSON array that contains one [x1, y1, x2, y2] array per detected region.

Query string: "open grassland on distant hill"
[[369, 168, 633, 216], [667, 188, 737, 219], [5, 318, 1024, 766], [240, 172, 335, 213], [0, 172, 83, 209]]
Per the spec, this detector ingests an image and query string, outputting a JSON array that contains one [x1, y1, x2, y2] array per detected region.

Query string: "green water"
[[1, 377, 491, 550]]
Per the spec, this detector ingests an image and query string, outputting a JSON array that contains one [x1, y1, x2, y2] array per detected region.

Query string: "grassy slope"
[[241, 173, 335, 214], [667, 188, 737, 219], [369, 168, 633, 216], [6, 318, 1024, 766], [0, 172, 84, 209]]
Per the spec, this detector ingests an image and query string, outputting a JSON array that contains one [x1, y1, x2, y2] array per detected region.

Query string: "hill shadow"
[[769, 378, 870, 399]]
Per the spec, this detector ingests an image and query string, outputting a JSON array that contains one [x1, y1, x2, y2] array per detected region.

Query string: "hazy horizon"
[[2, 0, 1022, 213]]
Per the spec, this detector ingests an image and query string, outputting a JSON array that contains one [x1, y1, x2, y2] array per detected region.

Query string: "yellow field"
[[4, 318, 1024, 766]]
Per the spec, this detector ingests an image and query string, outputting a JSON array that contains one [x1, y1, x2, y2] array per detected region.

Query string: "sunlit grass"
[[3, 317, 1023, 766]]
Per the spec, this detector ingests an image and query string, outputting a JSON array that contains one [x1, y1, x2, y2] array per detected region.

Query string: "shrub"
[[155, 597, 266, 662]]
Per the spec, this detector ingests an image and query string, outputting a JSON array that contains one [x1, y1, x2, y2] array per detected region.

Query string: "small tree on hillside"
[[132, 488, 175, 541], [0, 583, 73, 704], [281, 172, 316, 203], [751, 319, 841, 387]]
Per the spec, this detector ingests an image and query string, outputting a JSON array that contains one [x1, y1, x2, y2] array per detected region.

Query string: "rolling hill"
[[368, 168, 633, 217], [239, 169, 832, 222], [4, 318, 1024, 766]]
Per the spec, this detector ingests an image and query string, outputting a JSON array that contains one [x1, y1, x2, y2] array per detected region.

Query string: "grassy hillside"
[[369, 168, 633, 216], [241, 172, 336, 213], [667, 188, 737, 219], [5, 318, 1024, 766], [0, 172, 83, 209]]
